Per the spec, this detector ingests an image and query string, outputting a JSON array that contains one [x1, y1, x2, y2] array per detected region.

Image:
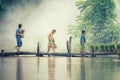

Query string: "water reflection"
[[0, 57, 120, 80], [37, 57, 40, 74], [67, 57, 72, 80], [48, 57, 55, 80], [80, 58, 86, 80], [16, 57, 23, 80], [0, 58, 5, 80]]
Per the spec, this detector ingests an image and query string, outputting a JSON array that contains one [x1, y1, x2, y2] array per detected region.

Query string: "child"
[[15, 24, 24, 52], [80, 30, 86, 56], [47, 29, 57, 53]]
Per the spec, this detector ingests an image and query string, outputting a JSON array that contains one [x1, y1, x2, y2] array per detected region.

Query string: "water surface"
[[0, 57, 120, 80]]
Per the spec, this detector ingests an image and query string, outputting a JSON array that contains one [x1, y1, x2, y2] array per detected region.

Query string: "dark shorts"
[[80, 43, 85, 50]]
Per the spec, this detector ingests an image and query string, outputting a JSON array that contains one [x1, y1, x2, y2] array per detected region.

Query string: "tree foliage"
[[68, 0, 120, 44]]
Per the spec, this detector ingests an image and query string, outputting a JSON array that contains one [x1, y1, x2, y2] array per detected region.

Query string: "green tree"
[[68, 0, 120, 44]]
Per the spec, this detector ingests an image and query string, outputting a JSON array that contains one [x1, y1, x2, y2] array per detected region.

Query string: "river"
[[0, 57, 120, 80]]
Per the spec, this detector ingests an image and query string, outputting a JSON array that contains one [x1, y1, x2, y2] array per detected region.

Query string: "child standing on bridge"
[[15, 24, 24, 52], [47, 29, 57, 53], [80, 30, 86, 56]]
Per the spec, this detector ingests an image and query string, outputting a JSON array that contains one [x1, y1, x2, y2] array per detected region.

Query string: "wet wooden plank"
[[0, 52, 116, 57]]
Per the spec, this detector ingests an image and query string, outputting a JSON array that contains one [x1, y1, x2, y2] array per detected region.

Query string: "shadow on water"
[[48, 57, 55, 80], [37, 57, 40, 74], [80, 58, 86, 80], [67, 57, 72, 80], [0, 57, 5, 80], [16, 57, 23, 80]]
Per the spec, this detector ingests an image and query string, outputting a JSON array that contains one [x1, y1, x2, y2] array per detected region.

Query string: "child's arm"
[[82, 36, 86, 45], [16, 30, 22, 36], [48, 34, 53, 40]]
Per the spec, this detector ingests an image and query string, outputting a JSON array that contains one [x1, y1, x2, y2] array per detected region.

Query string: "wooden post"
[[66, 36, 72, 57], [37, 42, 43, 57], [91, 48, 96, 57], [68, 36, 72, 56], [66, 40, 69, 53], [37, 42, 40, 56], [1, 49, 4, 57], [69, 36, 72, 53]]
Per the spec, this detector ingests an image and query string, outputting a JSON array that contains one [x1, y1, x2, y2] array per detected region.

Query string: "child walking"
[[47, 29, 57, 53], [80, 30, 86, 57]]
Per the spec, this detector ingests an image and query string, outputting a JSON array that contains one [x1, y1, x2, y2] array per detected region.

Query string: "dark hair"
[[82, 30, 86, 34], [52, 29, 56, 33], [18, 24, 22, 28]]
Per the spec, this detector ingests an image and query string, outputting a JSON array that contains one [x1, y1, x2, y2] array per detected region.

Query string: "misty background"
[[0, 0, 79, 52]]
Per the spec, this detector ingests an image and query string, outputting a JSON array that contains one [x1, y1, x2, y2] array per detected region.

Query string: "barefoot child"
[[80, 30, 86, 56], [15, 24, 24, 52], [47, 29, 57, 53]]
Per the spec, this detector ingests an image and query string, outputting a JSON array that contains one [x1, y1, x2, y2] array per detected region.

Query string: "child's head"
[[52, 29, 56, 34], [18, 24, 22, 29], [82, 30, 86, 34]]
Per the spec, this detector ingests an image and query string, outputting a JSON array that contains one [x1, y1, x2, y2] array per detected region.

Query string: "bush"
[[100, 44, 105, 52], [104, 44, 109, 52], [90, 45, 94, 49], [90, 44, 119, 52], [109, 44, 116, 52], [94, 45, 99, 52], [117, 50, 120, 58], [117, 44, 120, 50], [90, 45, 94, 52]]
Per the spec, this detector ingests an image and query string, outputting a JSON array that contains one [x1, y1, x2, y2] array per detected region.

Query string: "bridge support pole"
[[36, 42, 43, 57], [1, 49, 4, 57], [66, 36, 72, 57], [91, 48, 96, 57]]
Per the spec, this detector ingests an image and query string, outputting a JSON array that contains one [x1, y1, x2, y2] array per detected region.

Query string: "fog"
[[0, 0, 79, 52]]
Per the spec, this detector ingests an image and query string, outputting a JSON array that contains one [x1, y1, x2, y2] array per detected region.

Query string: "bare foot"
[[17, 47, 20, 52], [15, 46, 18, 49]]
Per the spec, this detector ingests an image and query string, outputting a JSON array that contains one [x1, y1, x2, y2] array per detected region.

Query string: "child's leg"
[[80, 45, 85, 57], [15, 46, 18, 49], [47, 47, 51, 53], [17, 47, 20, 52], [81, 45, 85, 53], [52, 47, 55, 53]]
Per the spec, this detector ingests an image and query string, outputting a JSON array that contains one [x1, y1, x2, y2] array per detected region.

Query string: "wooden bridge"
[[0, 51, 116, 57], [0, 37, 117, 57]]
